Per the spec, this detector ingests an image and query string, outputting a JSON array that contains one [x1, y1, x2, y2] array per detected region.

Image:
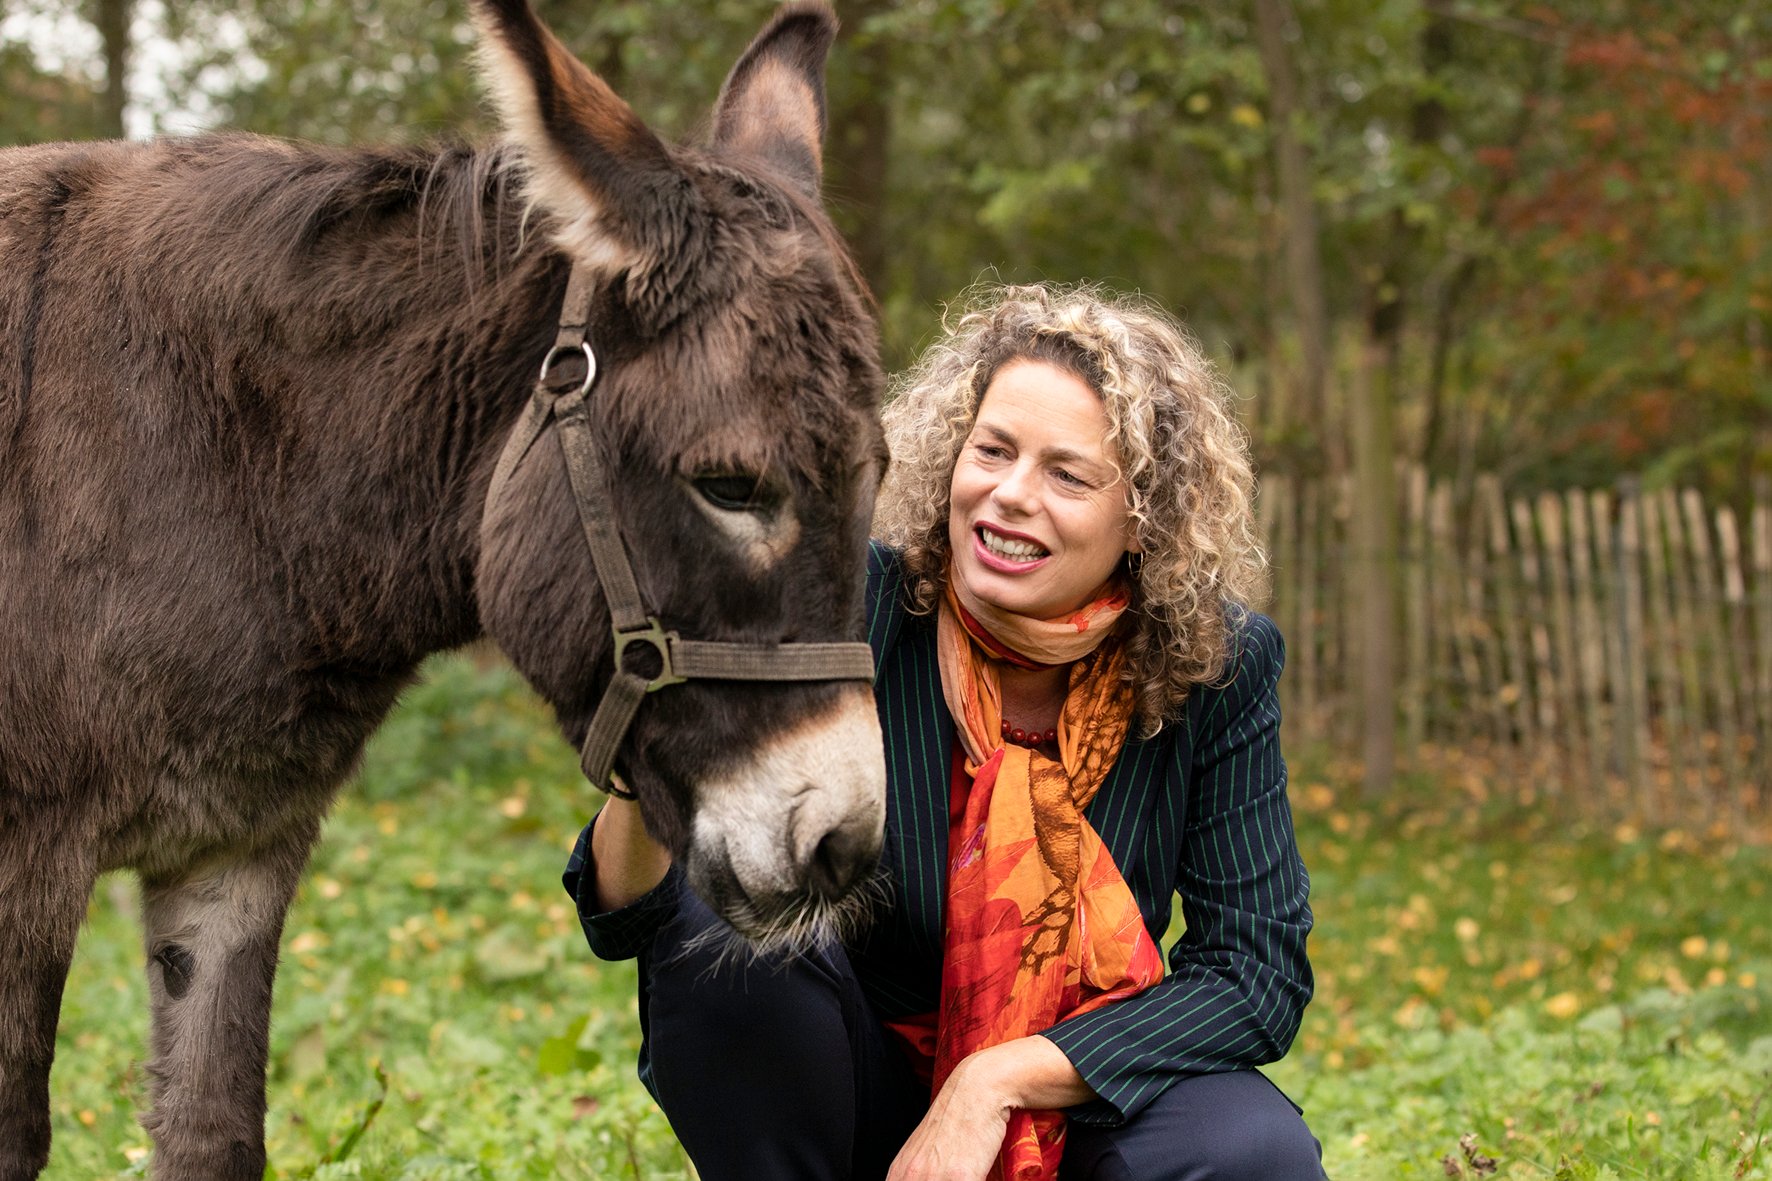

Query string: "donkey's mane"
[[160, 132, 527, 278]]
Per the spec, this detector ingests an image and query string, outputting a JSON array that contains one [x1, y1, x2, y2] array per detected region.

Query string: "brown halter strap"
[[485, 264, 877, 795]]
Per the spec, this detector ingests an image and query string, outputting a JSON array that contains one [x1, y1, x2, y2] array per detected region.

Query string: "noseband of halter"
[[484, 263, 877, 798]]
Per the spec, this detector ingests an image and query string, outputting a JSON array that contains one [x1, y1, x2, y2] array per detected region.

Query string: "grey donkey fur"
[[0, 1, 889, 1177]]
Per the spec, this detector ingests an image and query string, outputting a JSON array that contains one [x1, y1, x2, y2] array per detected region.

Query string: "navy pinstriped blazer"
[[566, 542, 1314, 1127]]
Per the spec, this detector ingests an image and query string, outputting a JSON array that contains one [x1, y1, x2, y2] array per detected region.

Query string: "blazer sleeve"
[[563, 540, 911, 962], [561, 811, 686, 962], [1040, 612, 1315, 1126]]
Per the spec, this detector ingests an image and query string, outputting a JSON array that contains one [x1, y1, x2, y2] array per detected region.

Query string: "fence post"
[[1513, 496, 1562, 790], [1405, 464, 1430, 758], [1535, 492, 1584, 797], [1261, 471, 1288, 645], [1335, 473, 1358, 751], [1429, 479, 1474, 751], [1658, 488, 1713, 821], [1480, 477, 1534, 770], [1461, 485, 1509, 753], [1264, 474, 1304, 751], [1586, 489, 1624, 792], [1299, 479, 1322, 740], [1715, 504, 1756, 815], [1640, 492, 1693, 812], [1562, 489, 1608, 800], [1613, 479, 1650, 818], [1753, 478, 1771, 812], [1685, 490, 1748, 824]]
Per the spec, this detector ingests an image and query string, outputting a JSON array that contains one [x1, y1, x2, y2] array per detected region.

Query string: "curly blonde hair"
[[874, 283, 1269, 734]]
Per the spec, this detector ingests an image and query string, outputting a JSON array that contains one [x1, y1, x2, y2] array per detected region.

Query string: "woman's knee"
[[1186, 1104, 1322, 1181], [1066, 1071, 1323, 1181], [643, 887, 856, 1076], [637, 892, 919, 1181]]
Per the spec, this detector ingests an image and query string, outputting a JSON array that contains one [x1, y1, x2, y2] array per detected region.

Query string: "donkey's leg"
[[0, 822, 98, 1181], [139, 824, 318, 1181]]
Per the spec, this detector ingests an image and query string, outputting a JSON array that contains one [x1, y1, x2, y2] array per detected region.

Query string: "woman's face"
[[947, 359, 1139, 619]]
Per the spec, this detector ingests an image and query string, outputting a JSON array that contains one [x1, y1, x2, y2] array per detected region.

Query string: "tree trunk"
[[1352, 319, 1398, 799], [93, 0, 132, 138], [1252, 0, 1334, 475], [1742, 21, 1770, 474], [826, 0, 893, 301]]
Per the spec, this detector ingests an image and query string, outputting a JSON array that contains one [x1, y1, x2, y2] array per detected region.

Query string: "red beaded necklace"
[[1000, 719, 1058, 748]]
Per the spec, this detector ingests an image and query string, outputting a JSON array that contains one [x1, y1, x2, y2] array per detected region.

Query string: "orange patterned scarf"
[[914, 576, 1165, 1180]]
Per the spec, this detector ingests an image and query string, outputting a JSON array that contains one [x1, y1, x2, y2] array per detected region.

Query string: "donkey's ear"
[[711, 1, 838, 199], [471, 0, 695, 270]]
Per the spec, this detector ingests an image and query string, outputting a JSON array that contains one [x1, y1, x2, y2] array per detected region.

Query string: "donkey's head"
[[472, 0, 887, 944]]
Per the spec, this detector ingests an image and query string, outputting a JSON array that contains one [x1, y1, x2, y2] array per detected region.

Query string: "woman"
[[565, 284, 1322, 1181]]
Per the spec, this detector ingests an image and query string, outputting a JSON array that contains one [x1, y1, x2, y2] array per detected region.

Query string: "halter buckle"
[[612, 618, 688, 693]]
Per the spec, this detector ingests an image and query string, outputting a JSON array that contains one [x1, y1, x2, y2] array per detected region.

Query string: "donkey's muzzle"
[[799, 810, 879, 902], [686, 687, 886, 939]]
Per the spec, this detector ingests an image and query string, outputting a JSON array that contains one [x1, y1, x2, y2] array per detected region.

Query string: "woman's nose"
[[991, 462, 1039, 515]]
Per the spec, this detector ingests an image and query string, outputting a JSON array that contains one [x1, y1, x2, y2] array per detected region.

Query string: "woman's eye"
[[1054, 468, 1089, 489], [975, 444, 1009, 460], [693, 474, 762, 510]]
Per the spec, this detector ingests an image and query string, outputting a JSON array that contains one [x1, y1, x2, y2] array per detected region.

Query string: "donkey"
[[0, 2, 889, 1176]]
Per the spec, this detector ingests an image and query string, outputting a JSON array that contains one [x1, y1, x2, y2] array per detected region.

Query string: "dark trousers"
[[637, 888, 1326, 1181]]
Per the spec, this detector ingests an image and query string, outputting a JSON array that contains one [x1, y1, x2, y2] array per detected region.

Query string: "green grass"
[[46, 657, 1772, 1179], [1271, 759, 1772, 1179]]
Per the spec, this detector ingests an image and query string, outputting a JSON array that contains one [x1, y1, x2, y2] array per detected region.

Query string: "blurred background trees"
[[3, 0, 1768, 798], [4, 0, 1763, 487]]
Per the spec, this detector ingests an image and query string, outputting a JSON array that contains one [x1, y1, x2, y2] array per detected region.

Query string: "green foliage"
[[0, 39, 105, 143], [4, 0, 1766, 488], [855, 0, 1278, 362], [46, 659, 1772, 1178], [1455, 4, 1772, 491]]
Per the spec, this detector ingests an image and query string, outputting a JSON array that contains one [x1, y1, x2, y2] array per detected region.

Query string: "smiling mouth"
[[977, 525, 1049, 563]]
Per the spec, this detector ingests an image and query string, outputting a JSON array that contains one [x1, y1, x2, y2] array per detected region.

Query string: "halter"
[[484, 264, 877, 796]]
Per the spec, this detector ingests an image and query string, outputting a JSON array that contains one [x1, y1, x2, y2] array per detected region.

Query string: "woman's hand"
[[587, 788, 672, 912], [886, 1051, 1014, 1181], [886, 1036, 1096, 1181]]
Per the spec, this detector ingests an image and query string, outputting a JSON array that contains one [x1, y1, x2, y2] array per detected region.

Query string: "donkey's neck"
[[132, 136, 570, 670]]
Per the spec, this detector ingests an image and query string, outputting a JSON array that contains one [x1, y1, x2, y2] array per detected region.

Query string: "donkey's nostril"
[[804, 823, 868, 901]]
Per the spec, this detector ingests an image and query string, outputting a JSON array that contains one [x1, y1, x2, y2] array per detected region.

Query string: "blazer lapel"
[[880, 611, 953, 962]]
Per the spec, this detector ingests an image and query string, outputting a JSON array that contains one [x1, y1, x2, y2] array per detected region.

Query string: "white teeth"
[[980, 526, 1048, 561]]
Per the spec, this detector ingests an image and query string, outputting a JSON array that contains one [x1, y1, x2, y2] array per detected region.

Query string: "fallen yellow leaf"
[[1544, 991, 1580, 1019]]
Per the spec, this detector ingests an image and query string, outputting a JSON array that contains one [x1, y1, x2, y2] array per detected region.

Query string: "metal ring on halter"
[[613, 618, 689, 693], [538, 341, 597, 395]]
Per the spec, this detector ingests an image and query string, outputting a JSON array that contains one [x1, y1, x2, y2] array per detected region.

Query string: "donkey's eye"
[[693, 474, 763, 511]]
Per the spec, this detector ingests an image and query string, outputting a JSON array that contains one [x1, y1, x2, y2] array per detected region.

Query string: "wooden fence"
[[1259, 468, 1771, 826]]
